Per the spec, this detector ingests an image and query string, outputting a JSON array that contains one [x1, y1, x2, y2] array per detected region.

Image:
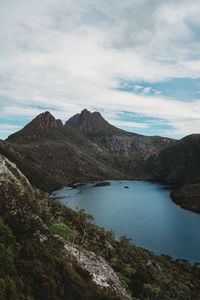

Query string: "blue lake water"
[[52, 181, 200, 263]]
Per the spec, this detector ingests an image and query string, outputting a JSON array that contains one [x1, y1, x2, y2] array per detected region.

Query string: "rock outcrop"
[[0, 109, 174, 192], [0, 153, 31, 189], [26, 111, 63, 130], [7, 111, 63, 142], [64, 243, 132, 299], [65, 109, 117, 134]]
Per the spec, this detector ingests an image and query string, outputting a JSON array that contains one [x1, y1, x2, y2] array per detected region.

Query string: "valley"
[[1, 109, 200, 299], [1, 109, 200, 213]]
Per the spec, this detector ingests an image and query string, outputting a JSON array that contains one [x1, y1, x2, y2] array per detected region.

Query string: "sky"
[[1, 0, 200, 139]]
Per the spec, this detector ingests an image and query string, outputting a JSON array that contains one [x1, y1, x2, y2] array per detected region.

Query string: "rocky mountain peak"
[[7, 111, 63, 142], [27, 111, 63, 129], [65, 109, 111, 133], [81, 108, 91, 117]]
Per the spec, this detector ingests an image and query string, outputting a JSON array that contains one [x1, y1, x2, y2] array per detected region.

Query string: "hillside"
[[2, 111, 124, 191], [1, 153, 200, 299], [141, 134, 200, 212], [1, 110, 173, 192], [143, 134, 200, 184], [1, 109, 200, 212], [171, 183, 200, 213]]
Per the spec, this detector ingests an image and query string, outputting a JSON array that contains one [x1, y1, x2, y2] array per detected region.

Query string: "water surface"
[[52, 181, 200, 263]]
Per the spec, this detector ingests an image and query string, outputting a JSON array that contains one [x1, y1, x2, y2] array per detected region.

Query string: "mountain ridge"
[[65, 108, 116, 134], [3, 109, 173, 190], [7, 111, 63, 142], [1, 109, 200, 212]]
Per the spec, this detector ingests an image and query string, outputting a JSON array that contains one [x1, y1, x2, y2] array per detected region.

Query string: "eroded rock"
[[64, 243, 132, 299]]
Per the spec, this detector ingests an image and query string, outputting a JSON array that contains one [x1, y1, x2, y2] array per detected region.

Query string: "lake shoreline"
[[69, 179, 193, 215], [52, 180, 200, 264]]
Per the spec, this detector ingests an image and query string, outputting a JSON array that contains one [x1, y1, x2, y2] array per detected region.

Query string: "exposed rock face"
[[64, 243, 132, 299], [66, 110, 173, 156], [105, 136, 135, 152], [7, 111, 63, 141], [0, 154, 31, 189], [0, 109, 175, 192], [65, 109, 115, 134], [27, 111, 63, 129]]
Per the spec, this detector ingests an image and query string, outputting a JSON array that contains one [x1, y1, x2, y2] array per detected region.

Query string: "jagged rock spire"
[[7, 111, 63, 141], [26, 111, 63, 129], [65, 109, 111, 133]]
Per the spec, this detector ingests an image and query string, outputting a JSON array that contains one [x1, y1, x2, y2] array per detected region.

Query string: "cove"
[[52, 180, 200, 263]]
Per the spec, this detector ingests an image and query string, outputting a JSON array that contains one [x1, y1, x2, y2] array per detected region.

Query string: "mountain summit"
[[7, 111, 63, 142], [65, 109, 118, 134], [1, 109, 200, 214], [3, 108, 173, 192], [24, 111, 63, 130]]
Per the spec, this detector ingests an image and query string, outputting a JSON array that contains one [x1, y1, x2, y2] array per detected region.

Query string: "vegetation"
[[1, 111, 200, 298], [0, 180, 200, 299], [3, 111, 200, 214], [171, 183, 200, 213], [0, 182, 120, 299], [0, 110, 173, 193]]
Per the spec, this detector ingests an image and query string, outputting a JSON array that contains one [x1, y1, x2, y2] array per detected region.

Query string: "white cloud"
[[142, 87, 152, 94], [0, 124, 22, 131], [155, 91, 162, 95], [134, 85, 143, 91], [1, 0, 200, 138], [0, 124, 22, 139], [111, 120, 149, 129]]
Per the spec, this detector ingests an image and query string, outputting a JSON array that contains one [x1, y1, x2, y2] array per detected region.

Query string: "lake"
[[51, 180, 200, 263]]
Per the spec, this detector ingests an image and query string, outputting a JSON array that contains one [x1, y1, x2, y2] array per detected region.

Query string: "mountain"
[[2, 109, 200, 212], [0, 110, 173, 192], [1, 131, 121, 192], [65, 108, 118, 134], [66, 109, 173, 153], [1, 153, 200, 299], [7, 111, 63, 142], [143, 134, 200, 184]]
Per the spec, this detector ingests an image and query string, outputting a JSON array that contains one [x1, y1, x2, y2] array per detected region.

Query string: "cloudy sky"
[[1, 0, 200, 139]]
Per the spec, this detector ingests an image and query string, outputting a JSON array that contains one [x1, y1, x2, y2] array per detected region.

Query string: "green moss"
[[0, 171, 13, 180]]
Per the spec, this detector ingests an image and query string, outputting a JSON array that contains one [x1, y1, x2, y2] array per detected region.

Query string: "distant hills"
[[1, 109, 200, 212]]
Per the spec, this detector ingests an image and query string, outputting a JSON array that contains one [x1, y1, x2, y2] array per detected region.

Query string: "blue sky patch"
[[118, 78, 200, 101]]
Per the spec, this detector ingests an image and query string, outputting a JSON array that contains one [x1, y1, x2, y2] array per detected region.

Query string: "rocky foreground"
[[1, 153, 200, 299]]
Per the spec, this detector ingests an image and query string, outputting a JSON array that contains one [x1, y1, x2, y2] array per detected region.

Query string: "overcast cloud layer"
[[1, 0, 200, 139]]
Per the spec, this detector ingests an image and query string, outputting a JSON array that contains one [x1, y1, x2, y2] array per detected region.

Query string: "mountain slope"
[[171, 183, 200, 213], [65, 108, 119, 135], [7, 111, 63, 142], [0, 154, 126, 299], [2, 109, 200, 213], [1, 110, 173, 192], [1, 133, 122, 192], [143, 134, 200, 184], [1, 154, 200, 299], [66, 109, 173, 153]]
